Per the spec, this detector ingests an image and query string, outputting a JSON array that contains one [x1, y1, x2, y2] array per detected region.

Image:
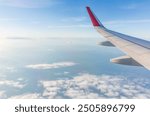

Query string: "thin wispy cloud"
[[0, 18, 21, 21], [0, 0, 60, 8], [105, 19, 150, 25], [5, 66, 17, 73], [61, 16, 87, 22], [26, 62, 77, 70], [121, 4, 138, 10], [48, 16, 90, 29], [48, 24, 92, 29], [47, 48, 55, 52], [7, 37, 32, 40]]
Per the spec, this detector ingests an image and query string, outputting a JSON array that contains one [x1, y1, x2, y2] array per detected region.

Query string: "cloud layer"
[[26, 62, 77, 70], [9, 74, 150, 99], [39, 74, 150, 99]]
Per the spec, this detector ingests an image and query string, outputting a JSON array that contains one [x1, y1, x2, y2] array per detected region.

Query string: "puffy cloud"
[[39, 74, 150, 99], [26, 62, 77, 70], [10, 93, 41, 99], [7, 74, 150, 99], [0, 91, 6, 98], [0, 79, 25, 88]]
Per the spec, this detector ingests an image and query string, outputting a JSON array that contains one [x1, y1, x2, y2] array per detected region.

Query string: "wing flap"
[[110, 55, 142, 66], [98, 41, 115, 47]]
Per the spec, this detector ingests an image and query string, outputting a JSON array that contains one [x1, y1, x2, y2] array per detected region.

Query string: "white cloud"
[[17, 78, 24, 81], [0, 79, 25, 88], [0, 18, 21, 21], [39, 74, 150, 99], [6, 66, 17, 73], [64, 72, 69, 74], [0, 0, 60, 8], [10, 93, 41, 99], [26, 62, 77, 70], [0, 91, 6, 98]]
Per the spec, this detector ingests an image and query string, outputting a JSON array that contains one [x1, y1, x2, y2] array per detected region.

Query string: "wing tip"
[[86, 6, 90, 10], [86, 6, 102, 26], [86, 6, 100, 26], [86, 6, 104, 27]]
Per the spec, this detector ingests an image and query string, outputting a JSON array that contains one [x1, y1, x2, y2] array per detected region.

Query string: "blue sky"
[[0, 0, 150, 39]]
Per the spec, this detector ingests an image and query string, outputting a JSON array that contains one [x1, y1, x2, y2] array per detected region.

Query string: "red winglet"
[[86, 6, 104, 27]]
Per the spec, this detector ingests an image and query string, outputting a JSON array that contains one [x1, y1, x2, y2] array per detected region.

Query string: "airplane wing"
[[86, 6, 150, 70]]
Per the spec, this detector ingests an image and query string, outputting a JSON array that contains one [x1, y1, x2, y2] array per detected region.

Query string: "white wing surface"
[[86, 7, 150, 70]]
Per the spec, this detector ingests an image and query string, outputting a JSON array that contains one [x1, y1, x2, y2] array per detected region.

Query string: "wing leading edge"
[[86, 6, 150, 71]]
